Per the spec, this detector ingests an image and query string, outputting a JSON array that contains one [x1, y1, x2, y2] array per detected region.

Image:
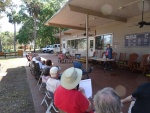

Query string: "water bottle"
[[103, 54, 106, 59]]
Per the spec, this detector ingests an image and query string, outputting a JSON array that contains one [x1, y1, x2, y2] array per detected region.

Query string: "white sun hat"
[[61, 67, 82, 90], [50, 66, 61, 78]]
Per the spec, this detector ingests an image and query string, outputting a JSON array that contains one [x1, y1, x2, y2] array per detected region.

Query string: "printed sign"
[[125, 32, 150, 47]]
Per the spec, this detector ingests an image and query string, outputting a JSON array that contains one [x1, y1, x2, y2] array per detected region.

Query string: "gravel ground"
[[0, 58, 35, 113]]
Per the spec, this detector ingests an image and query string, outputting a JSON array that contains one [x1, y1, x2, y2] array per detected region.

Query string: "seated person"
[[73, 61, 92, 75], [58, 51, 65, 63], [93, 87, 122, 113], [45, 59, 52, 67], [31, 53, 38, 61], [121, 82, 150, 113], [65, 52, 72, 59], [35, 56, 44, 69], [46, 67, 60, 93], [54, 67, 93, 113], [42, 67, 51, 83], [42, 60, 46, 65]]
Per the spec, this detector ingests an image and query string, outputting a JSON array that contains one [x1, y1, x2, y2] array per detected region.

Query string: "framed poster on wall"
[[125, 32, 150, 47]]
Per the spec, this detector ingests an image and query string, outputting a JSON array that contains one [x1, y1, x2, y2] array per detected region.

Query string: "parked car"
[[41, 45, 53, 53], [47, 44, 60, 54]]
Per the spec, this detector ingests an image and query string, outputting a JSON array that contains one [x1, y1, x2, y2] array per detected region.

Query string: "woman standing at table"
[[105, 44, 113, 59], [104, 44, 113, 70]]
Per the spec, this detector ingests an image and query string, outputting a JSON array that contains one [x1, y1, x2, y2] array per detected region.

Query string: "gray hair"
[[36, 56, 41, 61], [93, 87, 122, 113]]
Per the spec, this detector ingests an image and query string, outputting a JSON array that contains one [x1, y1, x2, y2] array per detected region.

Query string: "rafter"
[[47, 22, 86, 30]]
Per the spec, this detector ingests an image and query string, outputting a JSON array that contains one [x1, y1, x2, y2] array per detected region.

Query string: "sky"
[[0, 0, 22, 32]]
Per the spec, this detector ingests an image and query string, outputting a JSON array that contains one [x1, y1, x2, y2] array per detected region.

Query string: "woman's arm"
[[121, 95, 132, 104]]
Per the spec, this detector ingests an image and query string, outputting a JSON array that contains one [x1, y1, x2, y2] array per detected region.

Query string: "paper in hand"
[[79, 79, 92, 98]]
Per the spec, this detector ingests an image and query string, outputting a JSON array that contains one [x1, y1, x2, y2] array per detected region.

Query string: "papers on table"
[[79, 79, 92, 98]]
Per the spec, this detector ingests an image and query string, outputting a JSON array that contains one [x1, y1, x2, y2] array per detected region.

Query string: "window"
[[54, 45, 57, 48], [67, 38, 87, 49], [95, 34, 113, 50], [67, 40, 71, 48]]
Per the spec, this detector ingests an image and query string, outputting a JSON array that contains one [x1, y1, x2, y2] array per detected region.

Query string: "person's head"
[[43, 67, 50, 76], [50, 66, 60, 79], [93, 87, 122, 113], [36, 56, 41, 61], [60, 67, 82, 90], [42, 60, 46, 65], [46, 59, 52, 66], [107, 44, 111, 48]]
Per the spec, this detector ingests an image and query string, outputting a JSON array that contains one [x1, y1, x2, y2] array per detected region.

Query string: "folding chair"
[[37, 71, 47, 91], [34, 63, 42, 80], [41, 90, 59, 113]]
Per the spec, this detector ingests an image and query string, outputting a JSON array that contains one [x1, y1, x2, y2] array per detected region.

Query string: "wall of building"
[[96, 12, 150, 61]]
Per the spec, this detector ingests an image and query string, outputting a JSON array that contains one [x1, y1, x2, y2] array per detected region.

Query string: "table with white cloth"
[[89, 57, 114, 73]]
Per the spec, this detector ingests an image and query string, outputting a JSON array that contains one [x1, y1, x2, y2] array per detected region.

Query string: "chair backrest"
[[119, 53, 126, 61], [112, 52, 117, 60], [128, 53, 139, 62], [34, 63, 41, 72], [140, 54, 149, 68], [75, 54, 81, 59], [127, 53, 139, 66]]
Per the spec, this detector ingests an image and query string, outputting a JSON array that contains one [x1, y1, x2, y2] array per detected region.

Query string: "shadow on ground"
[[0, 66, 35, 113]]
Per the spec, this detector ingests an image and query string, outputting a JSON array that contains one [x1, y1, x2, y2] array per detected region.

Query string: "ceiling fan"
[[138, 0, 150, 28]]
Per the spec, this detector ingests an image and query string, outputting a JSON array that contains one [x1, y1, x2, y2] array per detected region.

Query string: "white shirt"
[[46, 78, 60, 93], [32, 57, 37, 61]]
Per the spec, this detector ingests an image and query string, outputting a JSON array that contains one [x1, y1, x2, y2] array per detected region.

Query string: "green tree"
[[16, 0, 67, 50], [0, 31, 14, 51], [7, 3, 22, 52], [0, 0, 12, 12]]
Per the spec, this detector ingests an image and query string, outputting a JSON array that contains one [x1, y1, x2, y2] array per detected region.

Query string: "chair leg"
[[41, 94, 49, 107], [46, 101, 59, 113]]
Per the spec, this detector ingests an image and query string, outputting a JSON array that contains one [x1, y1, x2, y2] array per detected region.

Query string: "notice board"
[[125, 32, 150, 47]]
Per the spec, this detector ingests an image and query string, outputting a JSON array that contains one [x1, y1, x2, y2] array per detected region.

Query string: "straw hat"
[[61, 67, 82, 90]]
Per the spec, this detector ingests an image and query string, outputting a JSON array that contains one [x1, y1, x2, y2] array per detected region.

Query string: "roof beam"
[[64, 33, 71, 35], [68, 4, 127, 23], [47, 22, 86, 30]]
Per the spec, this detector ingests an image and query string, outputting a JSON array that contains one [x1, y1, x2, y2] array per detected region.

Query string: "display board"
[[125, 32, 150, 47]]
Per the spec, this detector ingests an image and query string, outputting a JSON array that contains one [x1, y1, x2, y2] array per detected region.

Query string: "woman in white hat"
[[54, 67, 93, 113], [46, 66, 61, 93]]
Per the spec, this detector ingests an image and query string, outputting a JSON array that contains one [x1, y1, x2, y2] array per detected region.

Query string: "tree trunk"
[[0, 39, 2, 52], [14, 22, 16, 52], [33, 17, 36, 53]]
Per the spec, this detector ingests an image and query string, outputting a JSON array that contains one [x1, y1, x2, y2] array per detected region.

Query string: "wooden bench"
[[4, 52, 18, 58], [0, 52, 4, 57]]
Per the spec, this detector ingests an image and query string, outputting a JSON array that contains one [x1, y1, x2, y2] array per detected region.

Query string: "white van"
[[41, 45, 53, 53], [47, 44, 60, 53]]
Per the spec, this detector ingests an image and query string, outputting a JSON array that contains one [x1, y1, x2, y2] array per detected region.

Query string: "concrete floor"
[[26, 53, 150, 113]]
